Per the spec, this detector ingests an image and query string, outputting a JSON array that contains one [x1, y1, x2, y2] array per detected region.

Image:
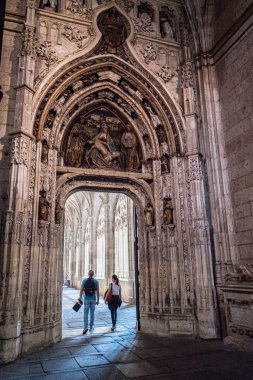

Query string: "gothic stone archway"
[[1, 5, 219, 363]]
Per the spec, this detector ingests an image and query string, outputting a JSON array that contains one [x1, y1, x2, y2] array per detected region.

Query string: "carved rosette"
[[11, 136, 29, 166], [158, 65, 178, 83]]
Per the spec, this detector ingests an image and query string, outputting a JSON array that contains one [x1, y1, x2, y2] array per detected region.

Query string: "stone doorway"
[[62, 190, 140, 335]]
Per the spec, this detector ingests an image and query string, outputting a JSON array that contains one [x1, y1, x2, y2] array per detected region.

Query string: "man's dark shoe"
[[83, 328, 88, 335]]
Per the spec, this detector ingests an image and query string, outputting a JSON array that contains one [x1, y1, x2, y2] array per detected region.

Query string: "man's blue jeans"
[[83, 300, 96, 329]]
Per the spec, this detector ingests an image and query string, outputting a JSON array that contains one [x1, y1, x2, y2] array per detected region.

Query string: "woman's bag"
[[104, 284, 112, 303], [118, 299, 122, 308]]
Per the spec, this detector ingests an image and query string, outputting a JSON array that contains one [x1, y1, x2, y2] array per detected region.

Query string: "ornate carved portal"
[[0, 4, 220, 364]]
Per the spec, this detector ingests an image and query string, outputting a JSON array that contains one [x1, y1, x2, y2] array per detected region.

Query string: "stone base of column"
[[140, 313, 195, 337]]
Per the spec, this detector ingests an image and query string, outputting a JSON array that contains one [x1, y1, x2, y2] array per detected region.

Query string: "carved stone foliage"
[[20, 26, 36, 56], [36, 41, 58, 65], [62, 25, 87, 48], [11, 136, 29, 166], [140, 42, 157, 64], [181, 61, 194, 88], [188, 155, 203, 181], [64, 109, 142, 172], [158, 65, 178, 82]]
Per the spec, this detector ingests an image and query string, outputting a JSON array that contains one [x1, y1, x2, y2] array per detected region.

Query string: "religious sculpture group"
[[65, 112, 142, 172]]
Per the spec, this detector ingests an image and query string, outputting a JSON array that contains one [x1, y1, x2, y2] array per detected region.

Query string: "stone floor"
[[1, 287, 253, 379]]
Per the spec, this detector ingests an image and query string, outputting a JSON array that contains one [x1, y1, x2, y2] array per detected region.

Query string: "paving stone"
[[28, 348, 71, 361], [68, 345, 98, 356], [116, 360, 168, 378], [46, 371, 88, 380], [92, 342, 123, 353], [83, 365, 127, 380], [87, 336, 115, 344], [29, 362, 45, 374], [41, 358, 80, 372], [0, 363, 30, 378], [103, 349, 141, 363], [75, 354, 109, 367]]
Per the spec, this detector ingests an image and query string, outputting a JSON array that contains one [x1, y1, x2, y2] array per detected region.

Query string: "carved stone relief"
[[64, 109, 142, 172], [140, 42, 157, 64], [36, 41, 58, 65], [62, 25, 87, 48]]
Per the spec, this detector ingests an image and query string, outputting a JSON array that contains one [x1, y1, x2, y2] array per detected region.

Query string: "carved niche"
[[63, 109, 142, 172]]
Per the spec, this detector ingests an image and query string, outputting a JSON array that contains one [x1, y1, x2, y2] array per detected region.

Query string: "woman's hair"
[[112, 274, 119, 285]]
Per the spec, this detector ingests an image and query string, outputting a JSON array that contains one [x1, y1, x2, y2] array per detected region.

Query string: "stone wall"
[[215, 17, 253, 264]]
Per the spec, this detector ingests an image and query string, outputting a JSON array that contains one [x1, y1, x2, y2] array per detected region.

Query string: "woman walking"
[[105, 274, 121, 331]]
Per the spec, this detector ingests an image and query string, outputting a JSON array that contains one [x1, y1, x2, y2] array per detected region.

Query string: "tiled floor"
[[1, 287, 253, 379]]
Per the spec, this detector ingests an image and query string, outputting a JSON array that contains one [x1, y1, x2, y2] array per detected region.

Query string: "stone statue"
[[67, 123, 87, 167], [160, 18, 174, 39], [55, 200, 63, 224], [142, 98, 161, 127], [45, 110, 56, 129], [86, 123, 120, 169], [40, 0, 57, 10], [145, 203, 154, 226], [121, 125, 140, 171], [163, 198, 173, 224], [38, 191, 50, 221], [161, 154, 170, 173], [41, 140, 49, 163], [225, 264, 253, 282]]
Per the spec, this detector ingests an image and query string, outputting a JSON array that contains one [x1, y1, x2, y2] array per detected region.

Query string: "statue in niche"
[[156, 124, 169, 156], [67, 122, 88, 167], [161, 154, 170, 173], [38, 191, 50, 221], [40, 0, 57, 10], [143, 134, 152, 157], [45, 109, 56, 129], [55, 200, 63, 224], [163, 198, 173, 224], [41, 140, 49, 163], [86, 122, 120, 169], [136, 1, 154, 32], [144, 203, 154, 227], [160, 8, 175, 39], [141, 98, 161, 127], [121, 124, 140, 171]]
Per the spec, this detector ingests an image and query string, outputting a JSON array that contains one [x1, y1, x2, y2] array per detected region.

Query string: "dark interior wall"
[[213, 4, 253, 263], [213, 0, 252, 46]]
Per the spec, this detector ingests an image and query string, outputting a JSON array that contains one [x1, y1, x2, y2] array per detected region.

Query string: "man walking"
[[79, 270, 99, 334]]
